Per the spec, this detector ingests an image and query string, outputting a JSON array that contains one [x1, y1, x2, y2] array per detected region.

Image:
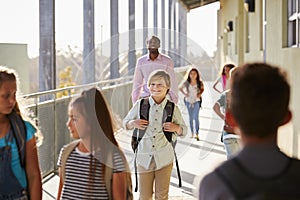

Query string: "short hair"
[[147, 70, 171, 88], [230, 62, 290, 138], [146, 35, 160, 48]]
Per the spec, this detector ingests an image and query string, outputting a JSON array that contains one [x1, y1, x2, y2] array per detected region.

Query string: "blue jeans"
[[184, 100, 201, 134], [222, 132, 241, 159]]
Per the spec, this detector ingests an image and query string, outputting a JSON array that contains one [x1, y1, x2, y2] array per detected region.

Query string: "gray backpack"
[[215, 157, 300, 199]]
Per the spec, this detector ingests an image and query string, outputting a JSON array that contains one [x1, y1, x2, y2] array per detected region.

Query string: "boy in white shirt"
[[124, 69, 187, 200]]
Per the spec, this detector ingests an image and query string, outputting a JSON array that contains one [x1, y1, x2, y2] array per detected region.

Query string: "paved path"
[[42, 83, 227, 199]]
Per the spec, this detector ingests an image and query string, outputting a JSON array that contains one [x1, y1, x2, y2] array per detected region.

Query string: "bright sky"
[[0, 0, 219, 58]]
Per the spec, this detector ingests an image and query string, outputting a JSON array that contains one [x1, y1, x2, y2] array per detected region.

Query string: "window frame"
[[288, 0, 300, 47]]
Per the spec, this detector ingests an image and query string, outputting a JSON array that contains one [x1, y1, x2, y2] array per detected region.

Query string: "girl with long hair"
[[0, 66, 42, 200], [179, 67, 204, 140], [57, 88, 131, 199], [212, 64, 235, 93]]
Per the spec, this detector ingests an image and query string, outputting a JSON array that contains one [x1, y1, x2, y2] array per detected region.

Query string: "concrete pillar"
[[237, 0, 245, 65], [39, 0, 56, 92], [128, 0, 136, 75], [168, 0, 172, 54], [83, 0, 95, 84], [153, 0, 158, 35], [173, 0, 177, 54], [161, 0, 165, 53], [179, 4, 187, 67], [110, 0, 120, 79], [143, 0, 148, 55]]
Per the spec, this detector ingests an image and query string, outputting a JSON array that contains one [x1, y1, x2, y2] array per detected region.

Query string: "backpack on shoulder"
[[131, 97, 182, 192], [8, 112, 28, 168], [215, 157, 300, 199]]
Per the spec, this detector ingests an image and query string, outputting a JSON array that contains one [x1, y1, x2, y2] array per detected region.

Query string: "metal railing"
[[23, 76, 133, 178]]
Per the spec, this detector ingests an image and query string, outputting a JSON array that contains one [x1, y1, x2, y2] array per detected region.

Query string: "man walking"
[[132, 35, 178, 103]]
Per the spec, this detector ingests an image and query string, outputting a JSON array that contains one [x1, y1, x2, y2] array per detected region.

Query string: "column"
[[153, 0, 158, 35], [161, 0, 165, 53], [143, 0, 148, 55], [128, 0, 136, 75], [39, 0, 56, 92], [110, 0, 120, 79], [179, 4, 187, 67], [83, 0, 95, 84]]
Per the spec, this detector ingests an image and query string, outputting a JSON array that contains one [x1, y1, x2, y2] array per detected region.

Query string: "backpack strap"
[[162, 100, 175, 142], [104, 150, 113, 200], [162, 100, 182, 187], [131, 98, 150, 152], [60, 140, 80, 183], [8, 112, 27, 168], [132, 98, 150, 192], [138, 98, 150, 140]]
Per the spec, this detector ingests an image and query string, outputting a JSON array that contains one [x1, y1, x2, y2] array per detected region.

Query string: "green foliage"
[[56, 66, 75, 98]]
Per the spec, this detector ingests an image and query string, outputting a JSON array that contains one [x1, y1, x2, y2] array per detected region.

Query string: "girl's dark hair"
[[185, 68, 203, 94], [221, 64, 235, 75]]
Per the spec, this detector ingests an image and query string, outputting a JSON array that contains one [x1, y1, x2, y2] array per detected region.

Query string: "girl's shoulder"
[[24, 121, 36, 132], [24, 121, 36, 140]]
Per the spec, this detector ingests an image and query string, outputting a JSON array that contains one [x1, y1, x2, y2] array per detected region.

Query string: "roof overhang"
[[178, 0, 219, 11]]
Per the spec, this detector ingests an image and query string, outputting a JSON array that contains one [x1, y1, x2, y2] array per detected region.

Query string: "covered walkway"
[[40, 81, 226, 199]]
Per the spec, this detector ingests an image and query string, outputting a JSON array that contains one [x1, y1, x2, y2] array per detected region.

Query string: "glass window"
[[288, 0, 299, 47]]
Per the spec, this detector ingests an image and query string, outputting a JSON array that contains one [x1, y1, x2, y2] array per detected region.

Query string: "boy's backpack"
[[215, 157, 300, 199], [131, 97, 182, 192], [60, 140, 133, 200], [8, 112, 28, 168]]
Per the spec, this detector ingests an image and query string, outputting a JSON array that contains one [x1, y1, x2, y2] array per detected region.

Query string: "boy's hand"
[[129, 119, 149, 130], [163, 122, 181, 133]]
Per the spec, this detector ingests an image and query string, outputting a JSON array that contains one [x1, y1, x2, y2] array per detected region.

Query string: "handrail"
[[23, 76, 133, 99]]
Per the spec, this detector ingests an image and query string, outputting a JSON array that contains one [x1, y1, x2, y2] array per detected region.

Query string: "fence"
[[23, 76, 133, 178]]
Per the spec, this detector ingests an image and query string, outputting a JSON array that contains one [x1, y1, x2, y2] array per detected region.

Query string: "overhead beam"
[[178, 0, 219, 11]]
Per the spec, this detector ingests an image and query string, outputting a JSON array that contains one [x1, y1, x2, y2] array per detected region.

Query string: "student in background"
[[0, 66, 42, 200], [179, 67, 204, 140], [212, 64, 235, 94], [200, 62, 300, 199], [212, 65, 241, 159], [57, 88, 131, 200]]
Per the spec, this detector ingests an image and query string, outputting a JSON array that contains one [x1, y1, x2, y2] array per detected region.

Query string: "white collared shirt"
[[123, 97, 187, 170]]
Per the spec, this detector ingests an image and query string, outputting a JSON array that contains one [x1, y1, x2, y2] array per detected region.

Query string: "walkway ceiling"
[[179, 0, 219, 11]]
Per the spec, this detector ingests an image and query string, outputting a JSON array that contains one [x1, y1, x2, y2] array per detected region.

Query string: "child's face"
[[66, 106, 80, 139], [0, 80, 16, 116], [69, 104, 90, 140], [149, 77, 169, 99], [224, 66, 231, 76], [189, 70, 198, 80]]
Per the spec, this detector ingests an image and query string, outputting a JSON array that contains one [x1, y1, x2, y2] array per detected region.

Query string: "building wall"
[[217, 0, 300, 157], [0, 43, 30, 94]]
